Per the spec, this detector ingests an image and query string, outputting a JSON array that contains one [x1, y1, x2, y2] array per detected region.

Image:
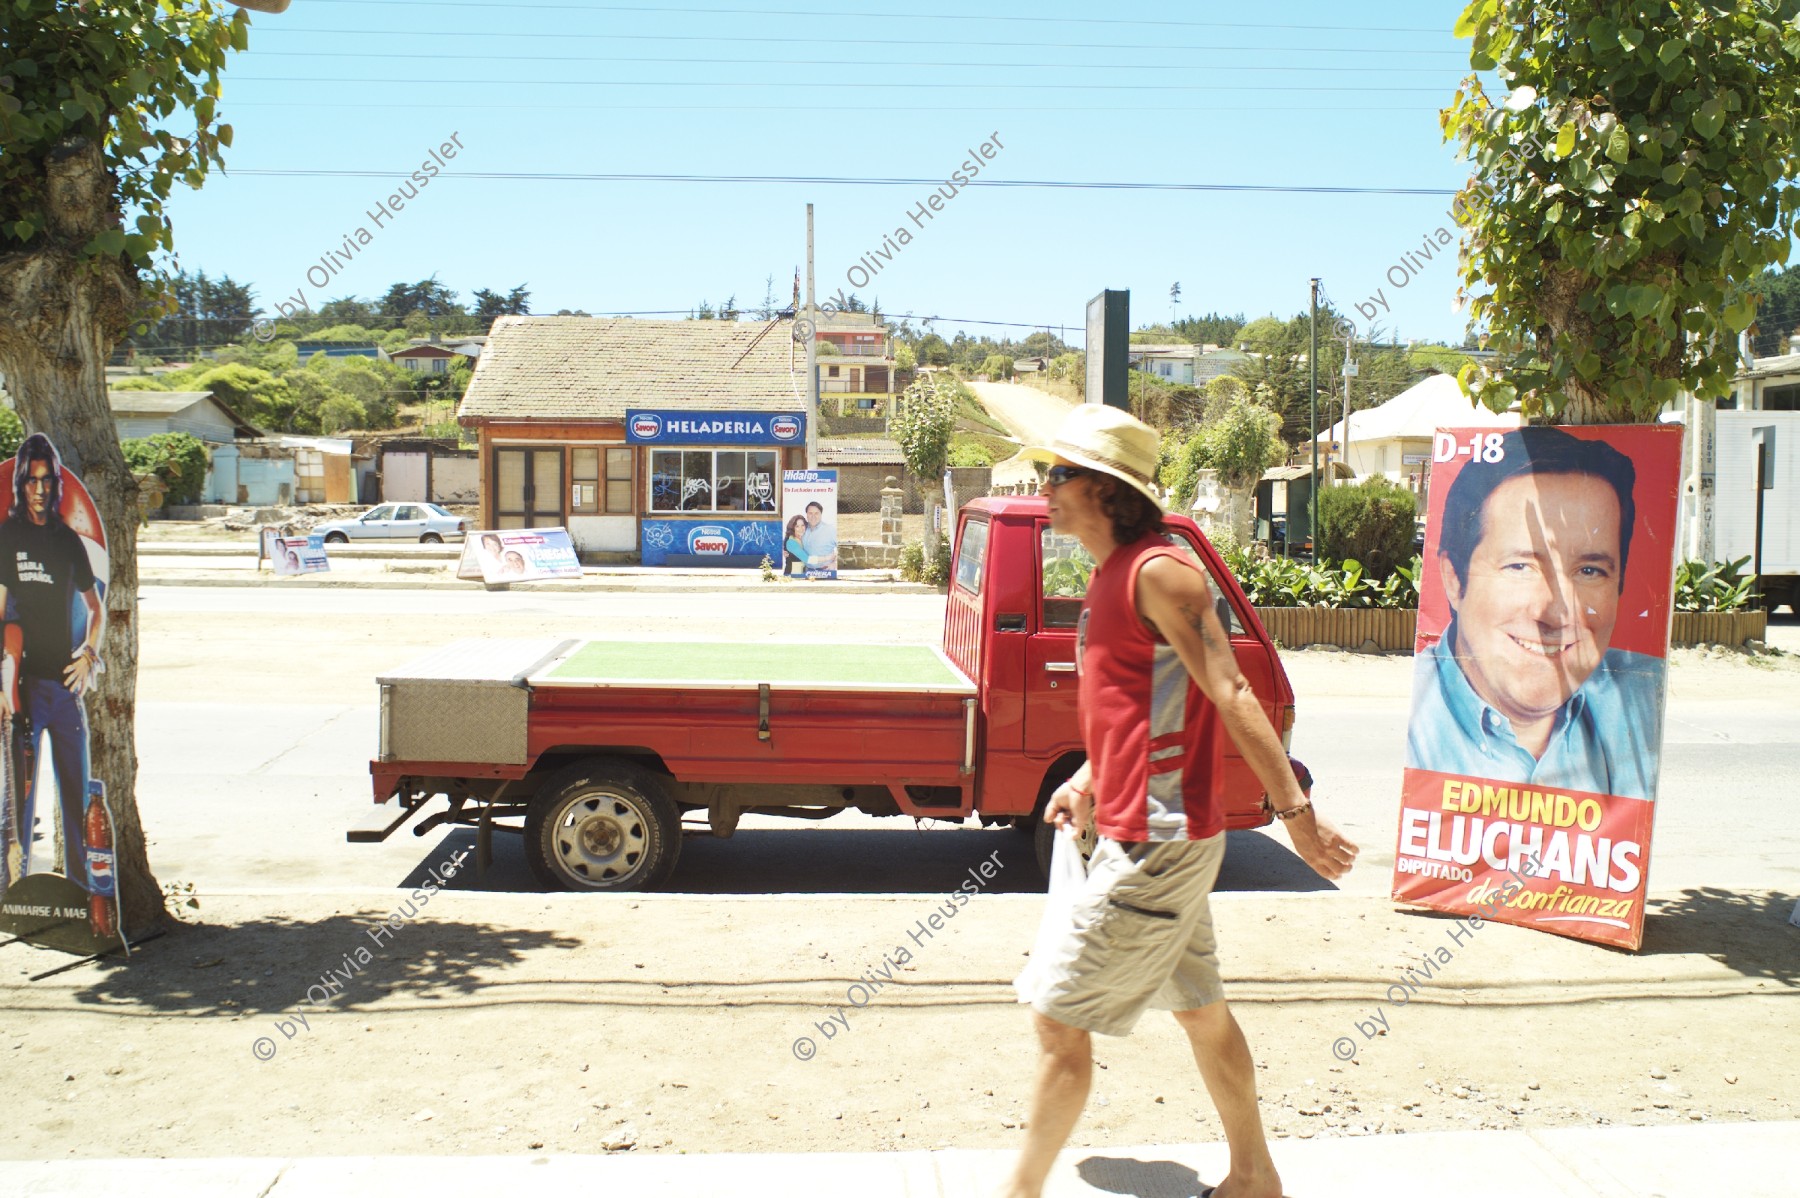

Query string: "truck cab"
[[944, 499, 1295, 866]]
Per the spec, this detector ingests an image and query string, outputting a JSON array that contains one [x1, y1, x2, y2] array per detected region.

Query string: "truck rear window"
[[1040, 526, 1244, 635], [953, 517, 990, 595]]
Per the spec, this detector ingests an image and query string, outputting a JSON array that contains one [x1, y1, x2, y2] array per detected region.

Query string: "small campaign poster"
[[0, 434, 127, 957], [261, 528, 330, 576], [1393, 425, 1683, 951], [457, 528, 584, 584], [781, 469, 838, 580]]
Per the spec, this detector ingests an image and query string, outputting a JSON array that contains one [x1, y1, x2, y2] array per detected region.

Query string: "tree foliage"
[[121, 432, 210, 505], [979, 353, 1015, 380], [0, 407, 22, 459], [892, 372, 956, 483], [1446, 0, 1800, 423], [1202, 399, 1285, 489]]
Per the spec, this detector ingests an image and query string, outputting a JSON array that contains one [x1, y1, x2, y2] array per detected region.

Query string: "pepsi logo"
[[631, 413, 663, 439], [770, 415, 801, 441]]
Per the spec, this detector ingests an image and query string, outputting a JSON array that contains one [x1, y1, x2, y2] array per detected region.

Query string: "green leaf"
[[1545, 200, 1565, 224], [1618, 26, 1643, 52], [1555, 122, 1576, 157], [1693, 98, 1725, 140], [91, 228, 126, 256], [1606, 125, 1630, 164], [1658, 38, 1686, 64], [1723, 300, 1756, 333], [1452, 1, 1493, 40], [1621, 210, 1642, 238]]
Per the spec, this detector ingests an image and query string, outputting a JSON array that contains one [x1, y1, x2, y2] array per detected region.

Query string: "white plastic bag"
[[1014, 827, 1089, 1005]]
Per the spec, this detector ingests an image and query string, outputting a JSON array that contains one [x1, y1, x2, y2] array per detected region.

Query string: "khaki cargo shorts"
[[1030, 834, 1227, 1038]]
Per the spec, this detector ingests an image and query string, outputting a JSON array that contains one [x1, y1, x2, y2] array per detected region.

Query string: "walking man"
[[1001, 405, 1357, 1198]]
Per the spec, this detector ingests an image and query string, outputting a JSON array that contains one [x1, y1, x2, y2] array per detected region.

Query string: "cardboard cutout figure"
[[0, 434, 126, 957]]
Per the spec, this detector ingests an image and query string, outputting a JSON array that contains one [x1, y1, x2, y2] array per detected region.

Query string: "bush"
[[923, 533, 952, 587], [948, 441, 994, 468], [1674, 557, 1755, 612], [1315, 477, 1417, 580], [121, 432, 210, 504], [901, 535, 952, 586], [899, 540, 925, 582], [1224, 546, 1421, 610]]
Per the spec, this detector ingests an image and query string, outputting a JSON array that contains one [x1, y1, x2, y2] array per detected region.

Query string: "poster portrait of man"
[[1404, 426, 1674, 803]]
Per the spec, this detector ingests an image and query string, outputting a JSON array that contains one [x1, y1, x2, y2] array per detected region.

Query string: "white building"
[[1314, 373, 1520, 491]]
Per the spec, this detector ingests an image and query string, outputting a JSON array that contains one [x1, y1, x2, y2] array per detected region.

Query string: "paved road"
[[119, 586, 1800, 904]]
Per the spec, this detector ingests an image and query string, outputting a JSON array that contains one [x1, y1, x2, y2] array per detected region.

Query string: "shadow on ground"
[[62, 912, 582, 1017], [1640, 887, 1800, 985], [396, 826, 1340, 897], [1076, 1154, 1213, 1197]]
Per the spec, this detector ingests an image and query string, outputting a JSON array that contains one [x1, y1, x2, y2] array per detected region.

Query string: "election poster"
[[457, 528, 584, 584], [1393, 425, 1683, 951], [0, 434, 128, 957], [261, 528, 330, 576], [781, 469, 838, 580]]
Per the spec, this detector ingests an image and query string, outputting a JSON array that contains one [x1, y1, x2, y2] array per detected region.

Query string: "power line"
[[220, 168, 1460, 196], [298, 0, 1448, 36], [254, 49, 1462, 74], [252, 27, 1468, 56], [226, 74, 1451, 92], [226, 100, 1437, 114]]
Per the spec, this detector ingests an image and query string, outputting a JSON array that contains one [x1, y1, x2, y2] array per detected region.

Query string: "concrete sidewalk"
[[4, 1122, 1790, 1196]]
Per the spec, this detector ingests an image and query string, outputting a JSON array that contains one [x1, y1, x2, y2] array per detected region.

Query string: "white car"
[[315, 503, 468, 544]]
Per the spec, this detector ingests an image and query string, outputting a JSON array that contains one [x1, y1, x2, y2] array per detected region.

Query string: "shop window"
[[605, 448, 633, 513], [570, 448, 600, 514], [649, 449, 777, 513]]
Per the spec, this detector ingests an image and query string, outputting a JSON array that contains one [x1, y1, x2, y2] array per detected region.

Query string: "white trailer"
[[1714, 410, 1800, 612]]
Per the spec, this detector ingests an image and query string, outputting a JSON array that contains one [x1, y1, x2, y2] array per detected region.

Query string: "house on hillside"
[[458, 315, 808, 565], [109, 390, 263, 443], [391, 336, 484, 375], [816, 314, 907, 417], [293, 341, 389, 363]]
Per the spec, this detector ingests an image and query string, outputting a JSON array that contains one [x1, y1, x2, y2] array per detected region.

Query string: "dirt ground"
[[4, 600, 1793, 1161], [1, 886, 1791, 1160]]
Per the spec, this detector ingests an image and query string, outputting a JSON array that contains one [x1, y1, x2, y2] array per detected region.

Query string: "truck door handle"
[[1043, 662, 1076, 673]]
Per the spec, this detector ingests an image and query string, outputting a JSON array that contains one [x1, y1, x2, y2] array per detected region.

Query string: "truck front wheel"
[[525, 759, 681, 892]]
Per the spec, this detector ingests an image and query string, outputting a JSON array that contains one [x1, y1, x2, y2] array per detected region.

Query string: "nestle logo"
[[770, 416, 801, 441], [692, 536, 730, 554], [631, 414, 663, 438]]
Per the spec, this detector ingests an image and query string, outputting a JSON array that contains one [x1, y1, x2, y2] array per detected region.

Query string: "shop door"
[[494, 448, 564, 529]]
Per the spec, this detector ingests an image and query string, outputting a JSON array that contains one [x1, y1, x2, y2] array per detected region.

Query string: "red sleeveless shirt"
[[1075, 534, 1226, 842]]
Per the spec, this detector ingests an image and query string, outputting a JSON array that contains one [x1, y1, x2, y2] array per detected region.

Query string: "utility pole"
[[1309, 277, 1320, 564], [805, 203, 818, 469]]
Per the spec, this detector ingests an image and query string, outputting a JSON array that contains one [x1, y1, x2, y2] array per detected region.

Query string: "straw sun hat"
[[1021, 403, 1163, 508]]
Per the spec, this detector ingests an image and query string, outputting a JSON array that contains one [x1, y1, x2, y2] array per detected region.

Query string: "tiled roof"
[[1738, 351, 1800, 380], [818, 438, 905, 465], [460, 316, 809, 422]]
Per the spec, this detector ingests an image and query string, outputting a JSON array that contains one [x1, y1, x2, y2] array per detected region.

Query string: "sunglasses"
[[1044, 465, 1090, 487]]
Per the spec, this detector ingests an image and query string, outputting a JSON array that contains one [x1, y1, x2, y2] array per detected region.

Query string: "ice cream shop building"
[[457, 315, 809, 565]]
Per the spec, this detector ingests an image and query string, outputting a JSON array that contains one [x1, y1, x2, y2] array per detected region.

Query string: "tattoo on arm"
[[1180, 602, 1224, 654]]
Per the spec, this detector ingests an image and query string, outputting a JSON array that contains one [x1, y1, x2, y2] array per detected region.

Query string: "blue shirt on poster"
[[801, 519, 836, 560], [1404, 622, 1667, 802]]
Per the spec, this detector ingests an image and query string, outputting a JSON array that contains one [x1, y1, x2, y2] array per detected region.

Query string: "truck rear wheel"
[[525, 759, 681, 892], [1033, 813, 1097, 879]]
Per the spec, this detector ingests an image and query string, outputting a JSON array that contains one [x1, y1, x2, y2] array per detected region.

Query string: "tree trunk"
[[0, 137, 161, 939]]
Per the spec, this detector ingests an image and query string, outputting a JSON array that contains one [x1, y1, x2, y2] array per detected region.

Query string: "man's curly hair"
[[1092, 473, 1165, 545]]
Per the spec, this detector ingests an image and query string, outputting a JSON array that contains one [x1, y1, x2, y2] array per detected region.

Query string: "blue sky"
[[165, 0, 1515, 346]]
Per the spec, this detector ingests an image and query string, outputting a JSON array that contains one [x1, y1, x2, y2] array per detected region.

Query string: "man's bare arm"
[[1136, 555, 1357, 881]]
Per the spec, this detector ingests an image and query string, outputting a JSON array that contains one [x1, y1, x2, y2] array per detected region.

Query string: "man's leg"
[[1171, 1002, 1282, 1198], [42, 682, 89, 884], [997, 1013, 1092, 1198]]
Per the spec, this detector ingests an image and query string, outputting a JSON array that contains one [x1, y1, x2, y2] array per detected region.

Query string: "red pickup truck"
[[356, 497, 1297, 891]]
